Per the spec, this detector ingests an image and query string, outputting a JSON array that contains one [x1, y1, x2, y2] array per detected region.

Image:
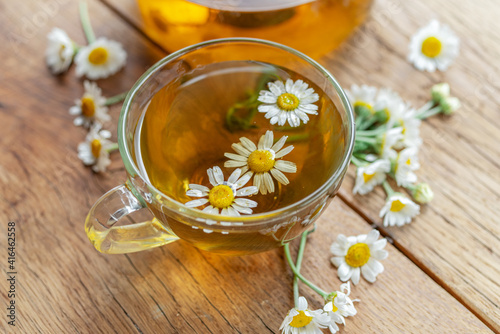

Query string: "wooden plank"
[[0, 0, 495, 333], [317, 0, 500, 330]]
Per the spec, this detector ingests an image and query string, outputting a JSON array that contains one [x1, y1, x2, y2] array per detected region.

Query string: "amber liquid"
[[136, 61, 345, 254], [136, 0, 372, 58]]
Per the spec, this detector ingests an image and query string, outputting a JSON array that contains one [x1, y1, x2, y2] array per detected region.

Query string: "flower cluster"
[[348, 82, 460, 227], [280, 283, 357, 334], [46, 3, 127, 172]]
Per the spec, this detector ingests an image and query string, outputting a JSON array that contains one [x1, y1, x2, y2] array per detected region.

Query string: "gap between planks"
[[91, 1, 498, 332]]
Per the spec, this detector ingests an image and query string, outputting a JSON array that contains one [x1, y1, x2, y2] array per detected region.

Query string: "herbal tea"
[[138, 61, 345, 215], [136, 0, 372, 58]]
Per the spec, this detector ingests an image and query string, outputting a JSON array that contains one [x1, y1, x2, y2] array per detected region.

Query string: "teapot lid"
[[187, 0, 315, 12]]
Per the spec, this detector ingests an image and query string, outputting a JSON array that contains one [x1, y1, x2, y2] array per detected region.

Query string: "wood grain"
[[0, 0, 497, 333]]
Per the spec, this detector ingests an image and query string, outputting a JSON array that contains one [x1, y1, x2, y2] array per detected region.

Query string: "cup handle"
[[85, 184, 179, 254]]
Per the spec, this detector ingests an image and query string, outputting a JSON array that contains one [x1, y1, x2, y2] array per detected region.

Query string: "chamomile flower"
[[408, 20, 460, 72], [330, 229, 388, 285], [431, 83, 451, 103], [394, 147, 420, 187], [394, 106, 422, 149], [441, 96, 461, 115], [257, 79, 319, 127], [353, 159, 391, 195], [69, 81, 110, 128], [377, 127, 403, 159], [45, 27, 75, 74], [324, 282, 357, 333], [280, 296, 330, 334], [379, 194, 420, 227], [75, 37, 127, 80], [78, 125, 115, 173], [224, 130, 297, 195], [346, 84, 377, 117], [185, 167, 258, 216], [373, 88, 404, 124]]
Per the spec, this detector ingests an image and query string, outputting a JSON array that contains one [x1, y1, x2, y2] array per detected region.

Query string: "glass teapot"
[[136, 0, 372, 58]]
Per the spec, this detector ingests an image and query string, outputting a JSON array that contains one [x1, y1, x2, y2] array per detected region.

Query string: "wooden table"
[[1, 0, 499, 332]]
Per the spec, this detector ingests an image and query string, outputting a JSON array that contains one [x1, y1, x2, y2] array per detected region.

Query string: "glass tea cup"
[[85, 38, 355, 256]]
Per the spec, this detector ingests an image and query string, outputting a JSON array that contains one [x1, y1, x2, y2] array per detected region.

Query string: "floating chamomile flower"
[[78, 125, 116, 173], [394, 147, 420, 187], [353, 159, 391, 195], [45, 27, 75, 74], [330, 229, 388, 285], [323, 282, 357, 333], [224, 130, 297, 195], [185, 167, 258, 216], [70, 80, 110, 128], [75, 37, 127, 80], [408, 20, 460, 72], [280, 296, 330, 334], [257, 79, 319, 127], [379, 194, 420, 227], [346, 84, 377, 117]]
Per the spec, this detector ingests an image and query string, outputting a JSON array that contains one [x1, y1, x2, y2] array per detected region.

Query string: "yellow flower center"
[[406, 158, 411, 165], [390, 199, 406, 212], [91, 139, 102, 158], [289, 310, 313, 328], [354, 101, 374, 113], [330, 303, 338, 313], [81, 97, 96, 117], [208, 185, 235, 209], [421, 36, 442, 58], [277, 93, 300, 111], [345, 243, 370, 267], [247, 150, 275, 173], [363, 172, 375, 183], [88, 47, 109, 65], [59, 44, 66, 59]]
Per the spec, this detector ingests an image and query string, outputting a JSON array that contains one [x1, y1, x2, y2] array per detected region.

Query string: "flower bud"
[[354, 104, 373, 118], [441, 97, 461, 115], [374, 108, 389, 123], [431, 83, 450, 103], [411, 183, 434, 203]]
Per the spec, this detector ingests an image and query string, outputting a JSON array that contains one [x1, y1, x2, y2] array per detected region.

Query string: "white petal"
[[275, 145, 294, 159], [224, 152, 247, 162], [240, 137, 257, 151], [371, 238, 387, 251], [188, 184, 210, 193], [234, 198, 257, 208], [232, 204, 253, 215], [271, 135, 287, 152], [337, 262, 352, 281], [263, 130, 273, 149], [351, 267, 361, 285], [224, 160, 247, 168], [270, 168, 289, 185], [236, 186, 258, 196], [228, 168, 242, 184], [231, 143, 251, 156], [185, 198, 209, 208], [226, 206, 241, 217], [235, 171, 253, 189], [186, 189, 207, 197], [207, 168, 217, 187], [274, 160, 297, 173], [213, 166, 224, 184], [297, 296, 308, 310], [254, 173, 263, 194], [364, 229, 380, 244], [278, 111, 287, 126], [263, 172, 275, 193]]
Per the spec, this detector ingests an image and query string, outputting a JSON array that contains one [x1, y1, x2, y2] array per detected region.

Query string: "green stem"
[[106, 143, 119, 152], [292, 233, 308, 307], [79, 1, 96, 44], [359, 116, 377, 130], [382, 180, 395, 197], [284, 243, 329, 299], [105, 92, 128, 106], [286, 133, 309, 143], [355, 136, 377, 144], [351, 155, 367, 167], [417, 106, 442, 120], [357, 126, 387, 137], [417, 101, 434, 114]]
